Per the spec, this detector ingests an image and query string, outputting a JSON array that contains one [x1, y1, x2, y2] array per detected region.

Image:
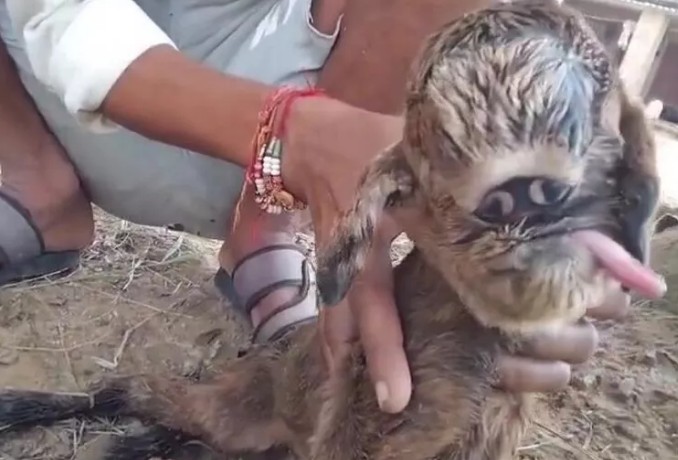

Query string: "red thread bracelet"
[[246, 85, 326, 214]]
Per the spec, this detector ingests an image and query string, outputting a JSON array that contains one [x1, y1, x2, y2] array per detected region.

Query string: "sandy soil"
[[0, 210, 677, 460]]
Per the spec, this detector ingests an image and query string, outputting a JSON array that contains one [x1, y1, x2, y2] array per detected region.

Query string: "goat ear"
[[614, 87, 660, 264], [316, 142, 415, 307]]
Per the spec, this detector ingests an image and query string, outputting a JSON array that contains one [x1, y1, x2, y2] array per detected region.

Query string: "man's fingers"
[[349, 232, 412, 414], [319, 216, 412, 413], [319, 299, 358, 374], [353, 282, 412, 413], [497, 355, 571, 393], [509, 287, 629, 388], [520, 318, 599, 365], [322, 294, 412, 413]]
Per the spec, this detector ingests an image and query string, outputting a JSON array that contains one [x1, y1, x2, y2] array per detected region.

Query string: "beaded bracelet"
[[246, 86, 325, 214]]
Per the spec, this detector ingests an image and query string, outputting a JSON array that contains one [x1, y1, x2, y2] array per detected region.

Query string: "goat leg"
[[0, 354, 290, 456], [614, 86, 660, 265], [0, 385, 190, 460], [0, 387, 127, 428], [104, 359, 290, 455], [96, 425, 190, 460]]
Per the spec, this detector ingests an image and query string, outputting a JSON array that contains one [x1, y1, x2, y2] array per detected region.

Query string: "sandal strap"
[[0, 191, 43, 266], [231, 244, 313, 313], [252, 259, 318, 343], [229, 244, 318, 343]]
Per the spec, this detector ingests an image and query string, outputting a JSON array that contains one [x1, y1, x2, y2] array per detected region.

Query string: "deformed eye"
[[528, 179, 572, 205], [475, 190, 515, 221], [474, 177, 574, 224]]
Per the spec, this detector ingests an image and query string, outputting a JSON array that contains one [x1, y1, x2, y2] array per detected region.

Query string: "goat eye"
[[476, 190, 515, 221], [528, 179, 571, 206]]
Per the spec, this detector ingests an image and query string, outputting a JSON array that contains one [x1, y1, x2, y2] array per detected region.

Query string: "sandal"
[[214, 244, 318, 343], [0, 190, 80, 287]]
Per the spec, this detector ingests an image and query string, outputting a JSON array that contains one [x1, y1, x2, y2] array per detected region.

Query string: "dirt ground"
[[1, 210, 677, 460]]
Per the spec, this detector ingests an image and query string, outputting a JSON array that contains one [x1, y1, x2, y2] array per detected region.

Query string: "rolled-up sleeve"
[[5, 0, 177, 131]]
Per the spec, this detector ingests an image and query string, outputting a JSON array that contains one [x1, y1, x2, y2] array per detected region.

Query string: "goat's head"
[[316, 8, 660, 333]]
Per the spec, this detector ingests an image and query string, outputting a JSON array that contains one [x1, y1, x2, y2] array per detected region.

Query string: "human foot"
[[216, 242, 317, 343], [215, 185, 317, 343], [0, 136, 94, 285]]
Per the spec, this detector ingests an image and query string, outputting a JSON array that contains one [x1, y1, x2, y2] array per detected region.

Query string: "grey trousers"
[[0, 0, 339, 240]]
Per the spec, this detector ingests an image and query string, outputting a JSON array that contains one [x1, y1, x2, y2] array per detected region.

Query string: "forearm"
[[6, 0, 272, 168], [101, 45, 269, 168], [5, 0, 384, 203]]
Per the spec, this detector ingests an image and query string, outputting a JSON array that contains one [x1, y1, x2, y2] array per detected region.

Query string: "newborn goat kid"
[[0, 1, 663, 459]]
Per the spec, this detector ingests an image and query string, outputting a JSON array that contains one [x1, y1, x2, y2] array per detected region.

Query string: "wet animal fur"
[[0, 1, 659, 459]]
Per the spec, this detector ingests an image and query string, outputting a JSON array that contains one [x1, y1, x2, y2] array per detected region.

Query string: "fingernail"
[[659, 275, 668, 296], [375, 381, 390, 410]]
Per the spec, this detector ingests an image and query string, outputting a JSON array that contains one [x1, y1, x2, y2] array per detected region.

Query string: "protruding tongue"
[[571, 230, 666, 299]]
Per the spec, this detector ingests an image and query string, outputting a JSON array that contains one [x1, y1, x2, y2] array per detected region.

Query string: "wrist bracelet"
[[246, 85, 325, 214]]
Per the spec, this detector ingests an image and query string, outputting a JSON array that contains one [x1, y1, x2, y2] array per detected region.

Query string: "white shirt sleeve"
[[5, 0, 177, 131]]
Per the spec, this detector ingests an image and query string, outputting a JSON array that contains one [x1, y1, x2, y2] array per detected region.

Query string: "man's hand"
[[319, 219, 413, 412], [318, 221, 628, 414]]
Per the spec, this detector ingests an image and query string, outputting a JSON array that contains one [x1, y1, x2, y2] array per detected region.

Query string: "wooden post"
[[619, 8, 669, 98]]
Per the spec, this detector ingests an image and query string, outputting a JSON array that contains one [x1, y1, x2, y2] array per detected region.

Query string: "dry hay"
[[0, 209, 677, 459]]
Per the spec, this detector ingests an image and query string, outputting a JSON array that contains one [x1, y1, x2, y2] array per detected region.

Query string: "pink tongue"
[[571, 230, 666, 299]]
